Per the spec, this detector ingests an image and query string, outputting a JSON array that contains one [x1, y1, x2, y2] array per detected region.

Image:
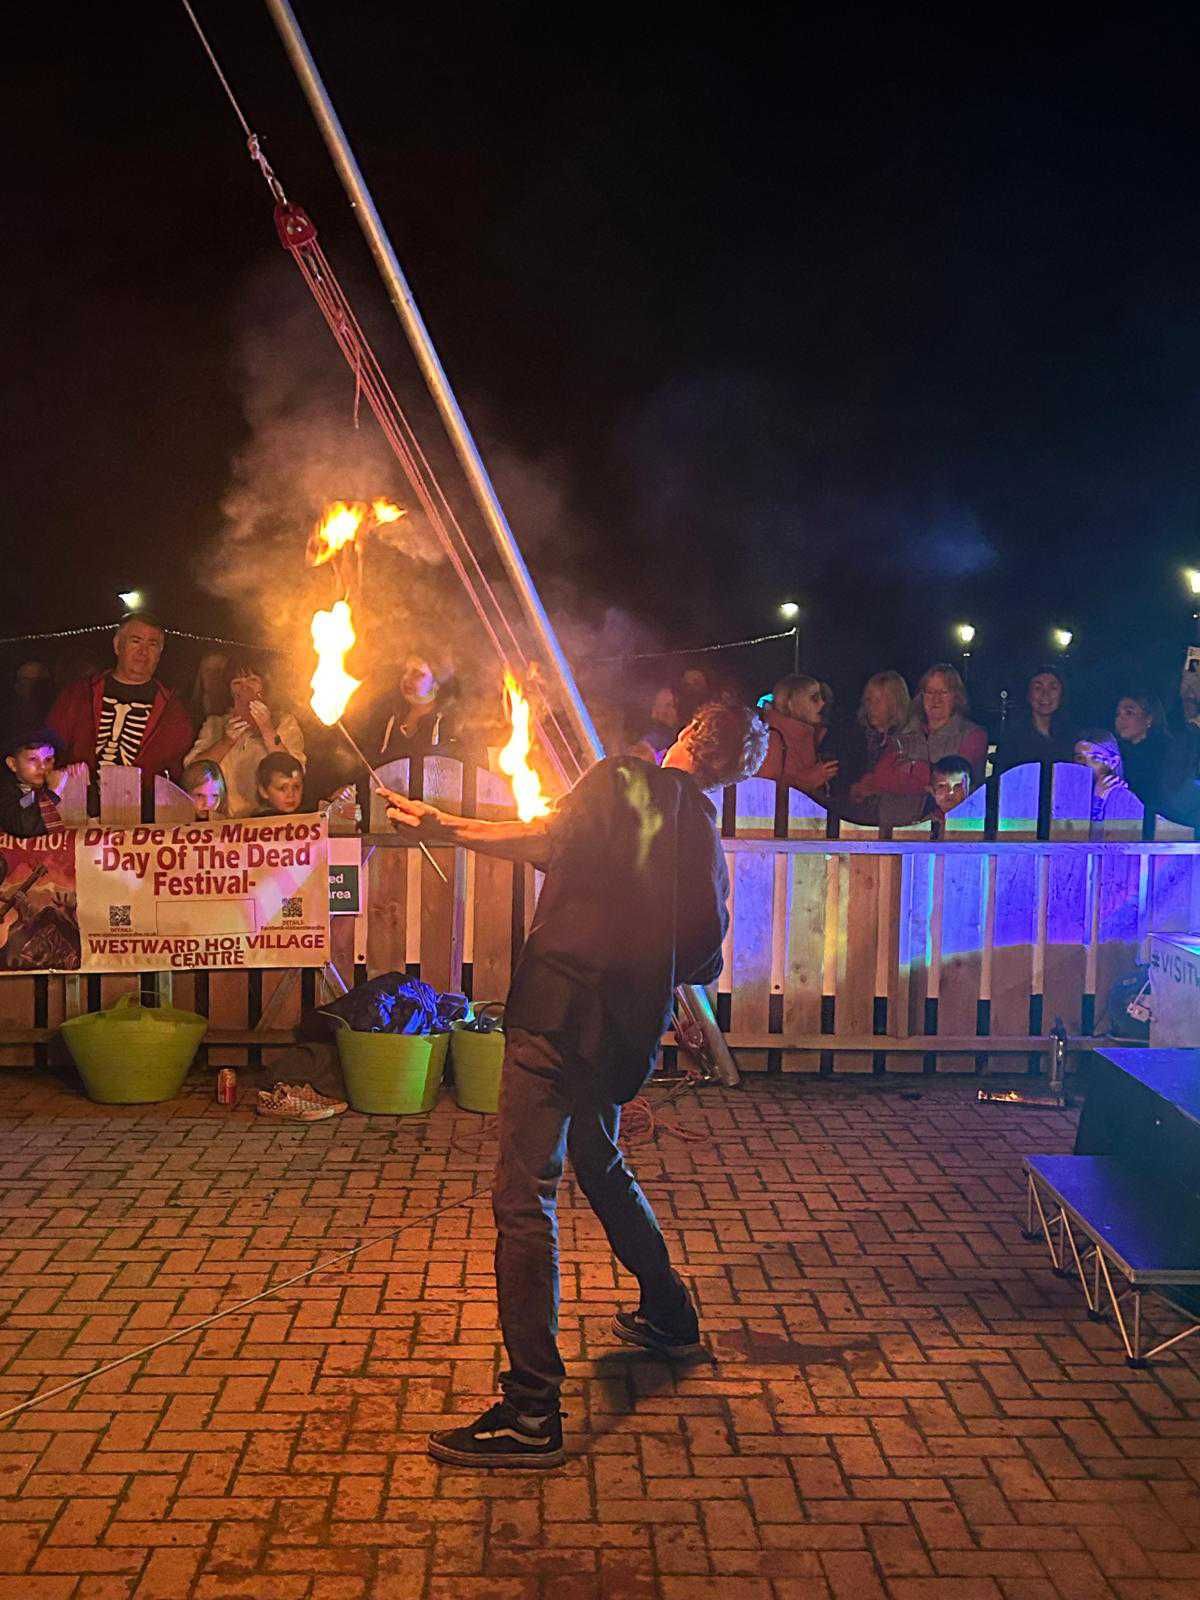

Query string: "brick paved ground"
[[1, 1065, 1199, 1599]]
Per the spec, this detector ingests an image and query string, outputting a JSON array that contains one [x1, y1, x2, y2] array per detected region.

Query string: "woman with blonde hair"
[[850, 664, 986, 826], [757, 674, 838, 797], [847, 671, 912, 822]]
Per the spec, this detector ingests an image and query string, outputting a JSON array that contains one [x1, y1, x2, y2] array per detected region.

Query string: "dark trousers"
[[492, 1027, 693, 1412]]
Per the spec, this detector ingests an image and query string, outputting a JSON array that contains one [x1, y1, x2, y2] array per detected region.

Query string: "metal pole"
[[792, 627, 800, 675], [262, 0, 739, 1087], [263, 0, 602, 764]]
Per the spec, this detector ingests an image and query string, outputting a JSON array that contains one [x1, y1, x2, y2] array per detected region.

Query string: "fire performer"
[[383, 699, 768, 1468]]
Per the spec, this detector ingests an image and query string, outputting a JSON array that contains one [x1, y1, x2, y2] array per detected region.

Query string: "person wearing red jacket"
[[757, 675, 839, 797], [47, 614, 194, 799], [851, 663, 987, 827]]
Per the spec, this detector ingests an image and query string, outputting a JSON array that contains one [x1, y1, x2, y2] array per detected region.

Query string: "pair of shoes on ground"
[[428, 1309, 703, 1469], [255, 1081, 347, 1121]]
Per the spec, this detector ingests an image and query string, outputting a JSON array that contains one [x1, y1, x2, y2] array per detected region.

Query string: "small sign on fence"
[[328, 837, 364, 916]]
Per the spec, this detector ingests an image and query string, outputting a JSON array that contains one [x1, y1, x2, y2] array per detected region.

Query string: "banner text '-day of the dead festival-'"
[[0, 816, 331, 973]]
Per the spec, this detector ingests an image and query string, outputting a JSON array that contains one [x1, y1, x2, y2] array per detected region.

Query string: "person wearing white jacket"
[[186, 660, 305, 818]]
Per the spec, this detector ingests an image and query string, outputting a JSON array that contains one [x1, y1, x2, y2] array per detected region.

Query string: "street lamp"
[[1050, 626, 1073, 654], [1185, 569, 1200, 641], [779, 601, 801, 672], [954, 621, 975, 678], [118, 589, 144, 612]]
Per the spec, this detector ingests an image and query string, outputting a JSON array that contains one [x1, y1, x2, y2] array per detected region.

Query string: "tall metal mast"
[[263, 0, 602, 764]]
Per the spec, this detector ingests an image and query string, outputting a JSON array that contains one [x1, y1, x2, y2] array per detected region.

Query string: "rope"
[[287, 231, 585, 786], [0, 1069, 714, 1423], [178, 2, 287, 202], [592, 627, 798, 664], [0, 622, 283, 653], [0, 1176, 491, 1425], [161, 628, 284, 653], [0, 621, 797, 671], [179, 1, 253, 139], [0, 623, 117, 646], [178, 1, 587, 783]]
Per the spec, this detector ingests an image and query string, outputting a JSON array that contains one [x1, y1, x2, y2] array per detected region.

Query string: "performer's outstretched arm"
[[382, 788, 552, 867]]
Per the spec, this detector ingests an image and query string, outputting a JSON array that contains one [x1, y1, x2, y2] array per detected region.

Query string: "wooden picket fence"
[[0, 758, 1196, 1074]]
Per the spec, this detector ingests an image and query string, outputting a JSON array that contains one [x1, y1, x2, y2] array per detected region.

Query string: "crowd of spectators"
[[5, 614, 1200, 834], [619, 655, 1200, 831], [0, 615, 477, 827]]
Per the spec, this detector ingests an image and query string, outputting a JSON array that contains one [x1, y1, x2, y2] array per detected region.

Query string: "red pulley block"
[[274, 203, 317, 252]]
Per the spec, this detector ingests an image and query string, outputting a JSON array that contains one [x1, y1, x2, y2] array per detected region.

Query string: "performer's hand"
[[381, 789, 444, 835]]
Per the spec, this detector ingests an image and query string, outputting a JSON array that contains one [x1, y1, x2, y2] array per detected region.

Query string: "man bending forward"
[[384, 700, 767, 1468]]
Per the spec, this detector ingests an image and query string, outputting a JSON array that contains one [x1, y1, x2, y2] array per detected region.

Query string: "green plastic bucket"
[[450, 1022, 505, 1113], [60, 993, 207, 1104], [336, 1026, 450, 1115]]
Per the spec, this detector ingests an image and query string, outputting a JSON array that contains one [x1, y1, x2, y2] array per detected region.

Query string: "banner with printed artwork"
[[0, 815, 331, 974], [0, 829, 81, 972]]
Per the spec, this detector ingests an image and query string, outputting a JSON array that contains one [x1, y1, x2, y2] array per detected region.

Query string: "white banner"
[[73, 814, 330, 972]]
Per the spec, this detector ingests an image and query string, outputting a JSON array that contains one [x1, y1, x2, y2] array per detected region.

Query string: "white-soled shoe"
[[255, 1081, 347, 1121]]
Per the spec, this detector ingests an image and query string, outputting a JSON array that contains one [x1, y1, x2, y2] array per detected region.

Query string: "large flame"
[[310, 600, 362, 726], [307, 498, 406, 566], [499, 672, 551, 823]]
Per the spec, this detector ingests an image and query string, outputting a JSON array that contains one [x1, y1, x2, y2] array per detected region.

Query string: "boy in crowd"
[[0, 730, 88, 838], [928, 754, 972, 821], [255, 752, 305, 815]]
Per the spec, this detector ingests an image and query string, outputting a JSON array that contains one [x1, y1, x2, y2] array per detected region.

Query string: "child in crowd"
[[182, 760, 228, 821], [1074, 729, 1130, 821], [255, 752, 305, 816], [927, 755, 972, 821], [0, 730, 87, 838]]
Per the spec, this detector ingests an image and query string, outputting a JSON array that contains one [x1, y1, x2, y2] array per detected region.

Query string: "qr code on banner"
[[281, 897, 303, 922], [108, 905, 132, 930]]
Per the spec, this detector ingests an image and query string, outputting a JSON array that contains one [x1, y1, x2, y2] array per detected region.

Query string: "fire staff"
[[383, 700, 768, 1469]]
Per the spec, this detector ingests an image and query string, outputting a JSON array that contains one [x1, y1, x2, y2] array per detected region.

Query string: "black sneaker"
[[427, 1400, 564, 1469], [612, 1308, 703, 1358]]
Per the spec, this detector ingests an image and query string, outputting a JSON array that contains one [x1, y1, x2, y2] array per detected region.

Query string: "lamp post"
[[1185, 569, 1200, 642], [954, 621, 975, 679], [779, 601, 801, 673], [1050, 626, 1073, 661]]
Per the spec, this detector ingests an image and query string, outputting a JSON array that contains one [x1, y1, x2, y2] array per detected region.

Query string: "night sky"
[[5, 3, 1200, 730]]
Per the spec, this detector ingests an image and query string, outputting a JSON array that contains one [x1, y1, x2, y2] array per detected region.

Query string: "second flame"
[[500, 672, 551, 823], [308, 499, 405, 566]]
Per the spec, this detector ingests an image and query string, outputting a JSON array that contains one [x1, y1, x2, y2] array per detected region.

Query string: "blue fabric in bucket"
[[317, 973, 470, 1035]]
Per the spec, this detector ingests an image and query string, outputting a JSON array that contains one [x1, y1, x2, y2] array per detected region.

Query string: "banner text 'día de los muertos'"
[[0, 816, 331, 974]]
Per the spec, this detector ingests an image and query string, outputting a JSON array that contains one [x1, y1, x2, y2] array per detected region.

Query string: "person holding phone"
[[186, 660, 305, 818]]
